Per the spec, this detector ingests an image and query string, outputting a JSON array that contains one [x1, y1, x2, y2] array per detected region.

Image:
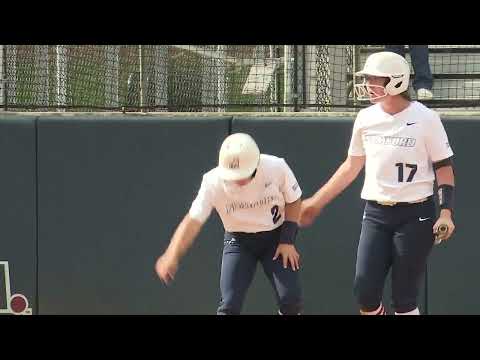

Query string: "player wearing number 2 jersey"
[[155, 133, 303, 315], [300, 51, 456, 315]]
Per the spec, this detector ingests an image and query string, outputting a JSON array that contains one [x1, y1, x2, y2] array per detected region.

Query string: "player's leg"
[[408, 45, 433, 92], [260, 241, 303, 315], [217, 235, 258, 315], [391, 200, 436, 315], [354, 204, 394, 315]]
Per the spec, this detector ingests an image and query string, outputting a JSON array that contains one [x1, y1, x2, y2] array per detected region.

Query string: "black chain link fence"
[[1, 45, 479, 112]]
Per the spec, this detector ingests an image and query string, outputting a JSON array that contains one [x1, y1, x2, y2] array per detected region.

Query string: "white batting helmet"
[[354, 51, 411, 100], [218, 133, 260, 181]]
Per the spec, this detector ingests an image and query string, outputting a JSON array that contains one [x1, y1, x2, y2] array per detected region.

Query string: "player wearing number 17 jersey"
[[155, 133, 303, 315], [300, 51, 456, 315]]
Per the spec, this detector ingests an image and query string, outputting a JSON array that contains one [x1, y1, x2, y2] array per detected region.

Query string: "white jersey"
[[348, 101, 454, 202], [189, 154, 302, 233]]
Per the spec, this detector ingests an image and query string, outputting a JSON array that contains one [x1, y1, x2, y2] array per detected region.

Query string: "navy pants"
[[354, 197, 436, 313], [385, 45, 433, 91], [217, 227, 303, 315]]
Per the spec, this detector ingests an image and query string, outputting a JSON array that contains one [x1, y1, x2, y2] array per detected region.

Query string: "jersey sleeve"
[[425, 112, 454, 162], [188, 174, 215, 224], [347, 113, 365, 156], [279, 158, 302, 203]]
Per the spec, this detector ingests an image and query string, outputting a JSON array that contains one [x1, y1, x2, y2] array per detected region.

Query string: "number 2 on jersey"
[[271, 205, 281, 224], [395, 163, 417, 182]]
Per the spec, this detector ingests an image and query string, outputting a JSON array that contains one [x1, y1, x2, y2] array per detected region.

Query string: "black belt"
[[226, 225, 282, 240]]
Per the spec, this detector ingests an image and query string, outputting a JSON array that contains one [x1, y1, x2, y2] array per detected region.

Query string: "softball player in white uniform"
[[156, 133, 303, 315], [300, 51, 455, 315]]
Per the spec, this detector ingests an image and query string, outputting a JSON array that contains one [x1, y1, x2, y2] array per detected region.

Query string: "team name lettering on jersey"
[[364, 135, 416, 147], [225, 195, 280, 214]]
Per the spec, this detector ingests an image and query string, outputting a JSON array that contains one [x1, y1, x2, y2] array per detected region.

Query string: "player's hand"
[[299, 198, 323, 228], [273, 244, 300, 271], [433, 209, 455, 244], [155, 253, 179, 285]]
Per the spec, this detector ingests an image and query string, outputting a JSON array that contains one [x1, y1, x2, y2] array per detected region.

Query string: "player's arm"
[[156, 174, 214, 284], [155, 214, 204, 284], [278, 158, 303, 229], [285, 198, 301, 222], [425, 113, 455, 243], [274, 160, 302, 270], [164, 214, 203, 262], [299, 155, 365, 227], [300, 113, 366, 227], [274, 198, 302, 271], [433, 157, 455, 242]]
